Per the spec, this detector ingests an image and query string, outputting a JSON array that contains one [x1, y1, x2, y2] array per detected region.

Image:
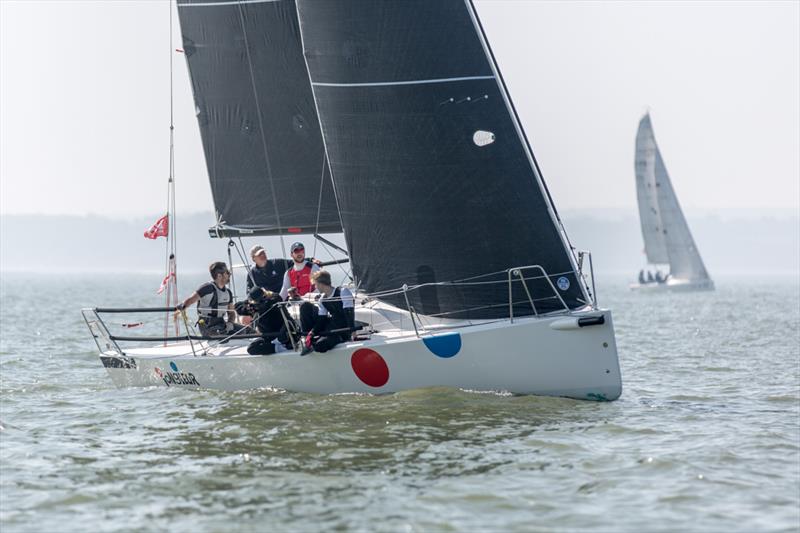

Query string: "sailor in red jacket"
[[279, 242, 323, 337], [279, 242, 321, 301]]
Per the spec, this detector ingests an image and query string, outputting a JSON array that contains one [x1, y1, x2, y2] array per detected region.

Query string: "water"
[[1, 273, 798, 532]]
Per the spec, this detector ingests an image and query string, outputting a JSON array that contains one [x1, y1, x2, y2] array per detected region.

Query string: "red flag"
[[144, 215, 169, 239], [157, 272, 176, 295]]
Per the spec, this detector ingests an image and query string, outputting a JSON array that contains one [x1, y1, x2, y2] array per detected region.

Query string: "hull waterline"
[[99, 309, 622, 401], [629, 278, 715, 292]]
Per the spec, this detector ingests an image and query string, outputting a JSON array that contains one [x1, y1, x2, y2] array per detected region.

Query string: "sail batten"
[[177, 0, 342, 237], [296, 0, 586, 318]]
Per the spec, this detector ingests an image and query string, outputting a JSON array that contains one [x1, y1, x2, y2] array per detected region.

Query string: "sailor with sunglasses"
[[175, 261, 244, 337]]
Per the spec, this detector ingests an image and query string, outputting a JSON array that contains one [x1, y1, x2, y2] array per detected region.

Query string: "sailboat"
[[631, 113, 714, 291], [82, 0, 622, 401]]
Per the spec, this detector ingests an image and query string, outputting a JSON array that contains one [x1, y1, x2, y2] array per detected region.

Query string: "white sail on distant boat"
[[631, 113, 714, 291], [82, 0, 622, 401]]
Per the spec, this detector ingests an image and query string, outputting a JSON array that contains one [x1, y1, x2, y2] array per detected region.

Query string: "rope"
[[313, 238, 353, 282], [227, 240, 237, 298], [312, 151, 327, 258], [234, 237, 255, 293], [361, 269, 575, 299]]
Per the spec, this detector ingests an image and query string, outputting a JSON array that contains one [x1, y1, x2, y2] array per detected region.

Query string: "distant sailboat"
[[631, 113, 714, 291]]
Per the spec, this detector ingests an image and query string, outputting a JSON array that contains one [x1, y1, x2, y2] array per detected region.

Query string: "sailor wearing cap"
[[279, 241, 321, 301], [277, 242, 325, 338], [246, 244, 291, 294]]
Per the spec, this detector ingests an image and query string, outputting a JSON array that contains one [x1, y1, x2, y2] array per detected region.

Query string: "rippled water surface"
[[1, 273, 798, 532]]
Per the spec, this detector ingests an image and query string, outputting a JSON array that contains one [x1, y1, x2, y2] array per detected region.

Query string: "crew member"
[[300, 270, 355, 356], [175, 261, 243, 337], [237, 286, 287, 355], [278, 242, 322, 335], [246, 245, 291, 294], [279, 242, 321, 301]]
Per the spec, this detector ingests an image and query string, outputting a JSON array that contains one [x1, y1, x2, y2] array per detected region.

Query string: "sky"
[[0, 0, 798, 219]]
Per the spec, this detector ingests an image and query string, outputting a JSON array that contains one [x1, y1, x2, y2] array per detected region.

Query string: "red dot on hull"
[[351, 348, 389, 388]]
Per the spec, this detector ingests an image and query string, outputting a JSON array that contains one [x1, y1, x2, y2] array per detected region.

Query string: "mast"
[[164, 0, 179, 339]]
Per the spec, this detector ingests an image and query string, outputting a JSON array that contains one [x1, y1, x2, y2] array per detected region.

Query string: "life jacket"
[[288, 262, 314, 296], [197, 282, 232, 318], [318, 287, 355, 337]]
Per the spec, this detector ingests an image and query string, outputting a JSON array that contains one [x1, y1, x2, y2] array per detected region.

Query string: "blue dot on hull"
[[169, 362, 178, 372], [422, 333, 462, 358]]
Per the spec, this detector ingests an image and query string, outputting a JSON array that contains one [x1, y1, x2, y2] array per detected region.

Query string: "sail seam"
[[312, 75, 495, 88], [177, 0, 283, 7]]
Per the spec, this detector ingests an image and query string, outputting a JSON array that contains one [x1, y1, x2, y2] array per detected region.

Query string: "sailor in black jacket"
[[246, 245, 291, 293], [301, 270, 355, 355]]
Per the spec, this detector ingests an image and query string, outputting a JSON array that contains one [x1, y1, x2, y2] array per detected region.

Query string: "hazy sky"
[[1, 0, 798, 219]]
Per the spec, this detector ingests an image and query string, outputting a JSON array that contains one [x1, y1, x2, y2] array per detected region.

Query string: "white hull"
[[629, 278, 715, 292], [98, 307, 622, 401]]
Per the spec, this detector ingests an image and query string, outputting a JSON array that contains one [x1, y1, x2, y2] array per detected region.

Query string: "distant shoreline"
[[2, 210, 797, 277]]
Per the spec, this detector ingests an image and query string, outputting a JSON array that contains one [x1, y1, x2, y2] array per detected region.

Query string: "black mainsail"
[[177, 0, 341, 237], [296, 0, 588, 319]]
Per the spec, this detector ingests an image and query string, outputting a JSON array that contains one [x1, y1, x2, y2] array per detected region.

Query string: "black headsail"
[[177, 0, 341, 237], [296, 0, 588, 319]]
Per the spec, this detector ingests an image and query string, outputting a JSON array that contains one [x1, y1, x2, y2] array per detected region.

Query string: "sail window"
[[473, 130, 495, 147]]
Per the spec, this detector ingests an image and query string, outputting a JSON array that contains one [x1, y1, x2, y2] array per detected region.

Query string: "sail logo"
[[557, 277, 570, 291], [154, 362, 200, 387]]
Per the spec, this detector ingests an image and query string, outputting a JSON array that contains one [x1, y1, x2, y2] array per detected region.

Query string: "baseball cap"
[[250, 245, 266, 258], [290, 242, 305, 252]]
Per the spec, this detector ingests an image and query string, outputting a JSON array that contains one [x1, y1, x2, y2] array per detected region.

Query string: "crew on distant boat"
[[300, 270, 355, 356], [654, 270, 664, 283], [246, 245, 291, 293], [175, 261, 245, 337], [647, 271, 655, 283], [638, 270, 646, 284]]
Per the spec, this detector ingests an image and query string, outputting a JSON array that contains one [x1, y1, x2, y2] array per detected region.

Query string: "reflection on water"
[[167, 389, 594, 476]]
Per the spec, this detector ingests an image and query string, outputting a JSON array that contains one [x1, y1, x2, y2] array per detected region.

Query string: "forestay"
[[295, 0, 589, 319], [177, 0, 341, 237]]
